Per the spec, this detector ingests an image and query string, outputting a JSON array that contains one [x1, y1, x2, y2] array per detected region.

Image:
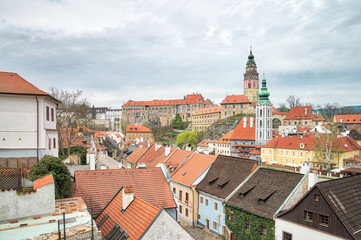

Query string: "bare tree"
[[49, 88, 90, 156], [286, 95, 302, 109], [318, 103, 359, 121], [278, 103, 290, 113], [312, 124, 343, 173]]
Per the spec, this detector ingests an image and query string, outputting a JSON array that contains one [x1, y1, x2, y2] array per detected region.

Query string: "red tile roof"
[[272, 106, 287, 115], [148, 147, 178, 168], [96, 189, 160, 240], [162, 149, 194, 172], [221, 95, 251, 104], [136, 144, 165, 166], [216, 131, 233, 144], [74, 168, 176, 215], [170, 153, 216, 186], [193, 106, 221, 115], [126, 124, 153, 133], [126, 147, 148, 164], [197, 139, 216, 147], [230, 118, 256, 140], [0, 72, 60, 102], [284, 106, 325, 121], [33, 174, 54, 190], [334, 114, 361, 124], [122, 94, 208, 107], [264, 134, 361, 152]]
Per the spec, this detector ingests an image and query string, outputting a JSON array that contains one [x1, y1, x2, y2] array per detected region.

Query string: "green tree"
[[30, 155, 72, 199], [175, 130, 198, 149], [172, 114, 187, 130], [278, 103, 290, 113]]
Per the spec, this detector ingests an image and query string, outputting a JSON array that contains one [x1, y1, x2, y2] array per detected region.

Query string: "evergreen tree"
[[30, 155, 72, 199]]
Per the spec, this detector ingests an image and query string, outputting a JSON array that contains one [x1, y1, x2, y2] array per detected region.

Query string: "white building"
[[0, 72, 60, 167]]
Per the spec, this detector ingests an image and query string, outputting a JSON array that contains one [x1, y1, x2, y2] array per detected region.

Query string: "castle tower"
[[256, 74, 272, 146], [243, 47, 259, 102]]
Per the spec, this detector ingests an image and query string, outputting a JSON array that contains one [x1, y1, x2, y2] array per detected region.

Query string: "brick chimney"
[[122, 186, 134, 210]]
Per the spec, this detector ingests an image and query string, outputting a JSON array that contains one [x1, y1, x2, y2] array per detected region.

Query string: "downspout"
[[36, 96, 39, 163]]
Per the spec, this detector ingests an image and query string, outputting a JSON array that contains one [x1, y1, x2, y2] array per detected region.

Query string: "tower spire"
[[258, 73, 271, 104]]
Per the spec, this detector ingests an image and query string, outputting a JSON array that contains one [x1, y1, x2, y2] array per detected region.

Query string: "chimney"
[[185, 143, 192, 151], [250, 117, 254, 128], [155, 143, 162, 151], [89, 153, 95, 170], [305, 107, 308, 116], [165, 145, 171, 156], [123, 186, 134, 210], [308, 171, 318, 190], [243, 117, 247, 128]]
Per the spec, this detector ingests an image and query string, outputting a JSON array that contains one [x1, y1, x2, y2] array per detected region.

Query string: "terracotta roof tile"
[[33, 174, 54, 190], [220, 95, 251, 104], [126, 124, 153, 133], [0, 72, 59, 102], [272, 106, 287, 115], [197, 139, 216, 147], [162, 149, 194, 173], [170, 153, 216, 186], [127, 148, 148, 164], [96, 190, 159, 240], [285, 106, 325, 121], [74, 168, 176, 215], [216, 131, 234, 144], [230, 118, 256, 140], [148, 147, 178, 168], [122, 94, 207, 107], [136, 144, 166, 167], [193, 106, 221, 115], [335, 114, 361, 124]]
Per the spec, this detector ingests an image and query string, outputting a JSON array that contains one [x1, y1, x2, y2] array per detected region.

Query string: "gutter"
[[274, 171, 309, 218]]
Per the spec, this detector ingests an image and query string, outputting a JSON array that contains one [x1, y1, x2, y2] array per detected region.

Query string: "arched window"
[[259, 131, 262, 139], [260, 109, 263, 117], [260, 120, 263, 127], [268, 120, 270, 127]]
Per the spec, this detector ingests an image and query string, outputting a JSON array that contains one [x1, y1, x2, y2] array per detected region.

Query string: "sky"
[[1, 0, 361, 109]]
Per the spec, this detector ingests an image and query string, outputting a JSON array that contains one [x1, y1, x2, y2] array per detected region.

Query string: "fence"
[[0, 168, 24, 191]]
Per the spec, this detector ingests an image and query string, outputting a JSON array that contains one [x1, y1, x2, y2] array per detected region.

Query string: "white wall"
[[275, 218, 346, 240], [0, 183, 55, 221], [141, 210, 194, 240], [0, 94, 58, 158]]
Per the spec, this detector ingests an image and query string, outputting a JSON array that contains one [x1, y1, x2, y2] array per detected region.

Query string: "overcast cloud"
[[1, 0, 360, 108]]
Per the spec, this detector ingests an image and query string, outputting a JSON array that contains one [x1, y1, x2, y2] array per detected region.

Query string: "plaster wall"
[[198, 192, 225, 235], [0, 183, 55, 222], [141, 210, 194, 240], [275, 218, 347, 240]]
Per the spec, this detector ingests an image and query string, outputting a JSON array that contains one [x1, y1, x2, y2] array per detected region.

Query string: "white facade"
[[256, 104, 273, 145], [0, 94, 59, 160], [275, 218, 346, 240]]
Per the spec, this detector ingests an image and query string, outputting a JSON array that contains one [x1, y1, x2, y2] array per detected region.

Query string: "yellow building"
[[125, 124, 154, 143], [170, 153, 216, 225], [215, 131, 233, 156], [191, 106, 221, 131], [261, 134, 361, 170]]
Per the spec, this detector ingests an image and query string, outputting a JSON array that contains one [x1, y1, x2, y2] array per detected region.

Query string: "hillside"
[[203, 113, 255, 140]]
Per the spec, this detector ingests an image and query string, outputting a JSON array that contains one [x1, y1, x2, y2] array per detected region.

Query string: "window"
[[205, 199, 209, 206], [185, 208, 189, 217], [213, 221, 218, 230], [179, 205, 182, 214], [173, 187, 176, 193], [97, 214, 109, 228], [179, 190, 182, 200], [319, 215, 328, 227], [105, 224, 128, 240], [245, 219, 250, 231], [200, 196, 204, 204], [198, 214, 201, 220], [261, 225, 267, 236], [48, 139, 51, 150], [214, 202, 218, 211], [185, 192, 189, 202], [46, 106, 49, 121], [51, 108, 54, 121], [53, 138, 56, 148], [314, 194, 320, 201], [304, 211, 313, 222], [283, 231, 292, 240]]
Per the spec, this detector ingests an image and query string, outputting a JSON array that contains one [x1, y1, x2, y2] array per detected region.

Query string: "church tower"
[[243, 47, 259, 102], [256, 74, 272, 146]]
